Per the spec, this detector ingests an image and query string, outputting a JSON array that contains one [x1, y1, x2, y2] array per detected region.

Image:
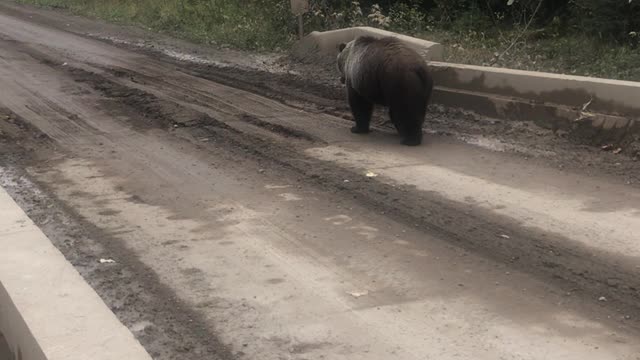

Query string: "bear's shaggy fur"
[[337, 36, 434, 146]]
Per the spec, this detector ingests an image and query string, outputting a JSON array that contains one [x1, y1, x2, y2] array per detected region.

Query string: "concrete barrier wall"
[[0, 285, 47, 360], [429, 62, 640, 117], [428, 62, 640, 144], [0, 187, 153, 360], [292, 26, 444, 62], [1, 332, 12, 359]]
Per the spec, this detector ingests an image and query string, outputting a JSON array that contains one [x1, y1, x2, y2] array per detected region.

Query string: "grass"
[[425, 29, 640, 81], [15, 0, 296, 50], [14, 0, 640, 82]]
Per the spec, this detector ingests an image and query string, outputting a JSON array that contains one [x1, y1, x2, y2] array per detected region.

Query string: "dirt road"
[[1, 2, 640, 359]]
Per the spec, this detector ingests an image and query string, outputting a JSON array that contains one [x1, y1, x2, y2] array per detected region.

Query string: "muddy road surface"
[[1, 2, 640, 360]]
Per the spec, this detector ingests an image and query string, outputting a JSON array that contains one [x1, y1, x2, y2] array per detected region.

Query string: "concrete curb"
[[293, 28, 640, 146], [291, 26, 444, 62], [429, 62, 640, 144], [0, 187, 152, 360], [429, 62, 640, 116]]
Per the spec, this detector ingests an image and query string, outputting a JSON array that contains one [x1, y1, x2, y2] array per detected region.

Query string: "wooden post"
[[298, 14, 304, 40], [290, 0, 309, 40]]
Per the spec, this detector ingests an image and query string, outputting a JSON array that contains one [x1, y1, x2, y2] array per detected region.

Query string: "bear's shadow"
[[348, 126, 434, 150]]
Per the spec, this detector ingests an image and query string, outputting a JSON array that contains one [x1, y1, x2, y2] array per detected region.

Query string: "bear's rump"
[[382, 70, 427, 104], [354, 79, 387, 105]]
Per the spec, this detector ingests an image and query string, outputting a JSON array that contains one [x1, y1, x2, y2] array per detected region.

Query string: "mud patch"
[[66, 67, 219, 131], [0, 107, 53, 145], [240, 114, 320, 143], [98, 209, 121, 216], [266, 278, 285, 285]]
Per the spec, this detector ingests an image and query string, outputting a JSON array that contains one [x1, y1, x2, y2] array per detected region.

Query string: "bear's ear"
[[338, 43, 346, 52]]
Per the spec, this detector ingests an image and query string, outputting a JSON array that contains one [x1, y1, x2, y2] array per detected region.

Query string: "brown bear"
[[336, 36, 434, 146]]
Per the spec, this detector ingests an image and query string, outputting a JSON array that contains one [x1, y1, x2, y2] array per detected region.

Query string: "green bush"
[[571, 0, 640, 42], [21, 0, 640, 46], [327, 0, 640, 43], [388, 2, 429, 34]]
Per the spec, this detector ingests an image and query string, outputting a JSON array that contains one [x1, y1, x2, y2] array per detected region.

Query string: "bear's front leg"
[[347, 87, 373, 134]]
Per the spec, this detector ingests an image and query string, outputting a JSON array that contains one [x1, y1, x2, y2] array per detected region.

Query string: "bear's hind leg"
[[348, 87, 373, 134], [401, 122, 423, 146], [390, 103, 425, 146], [389, 108, 406, 137]]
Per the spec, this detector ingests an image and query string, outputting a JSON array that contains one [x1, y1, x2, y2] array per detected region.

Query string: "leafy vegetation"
[[307, 0, 640, 80], [16, 0, 640, 81], [17, 0, 295, 50]]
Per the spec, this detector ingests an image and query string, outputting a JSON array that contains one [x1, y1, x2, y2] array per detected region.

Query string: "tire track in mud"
[[14, 57, 640, 328], [97, 65, 326, 143]]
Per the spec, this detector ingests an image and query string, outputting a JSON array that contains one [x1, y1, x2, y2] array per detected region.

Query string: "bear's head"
[[336, 40, 354, 85]]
